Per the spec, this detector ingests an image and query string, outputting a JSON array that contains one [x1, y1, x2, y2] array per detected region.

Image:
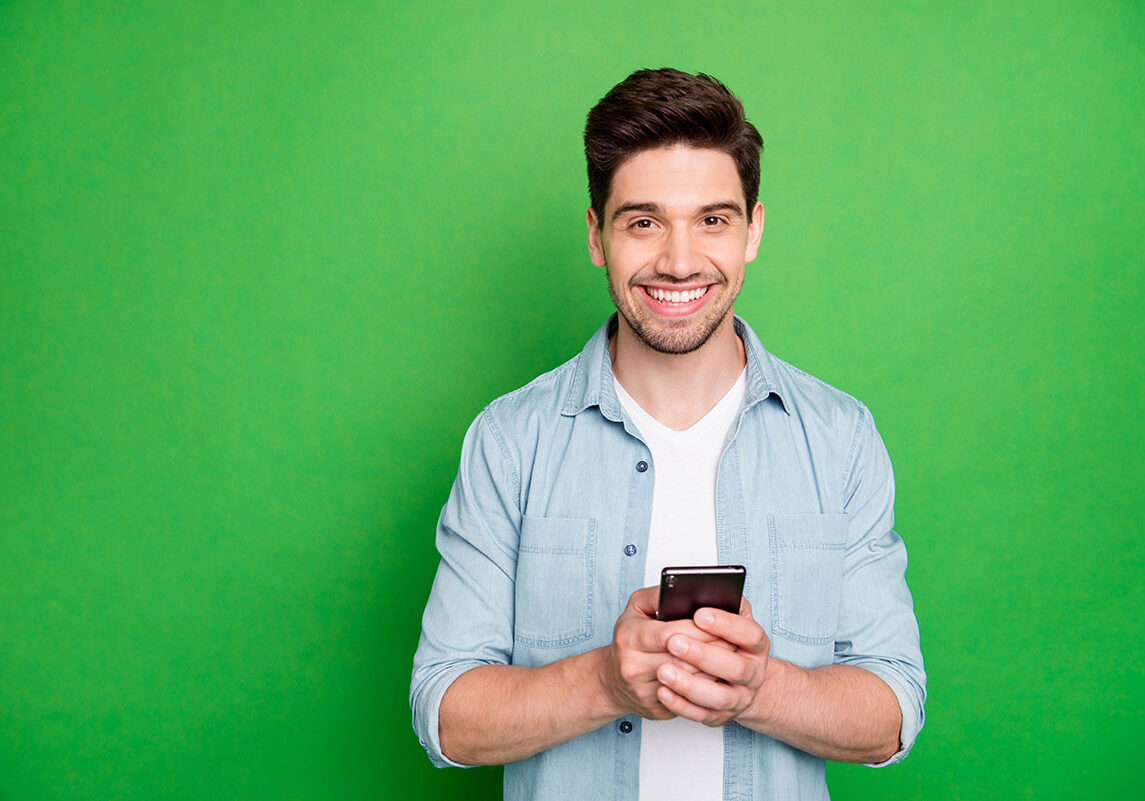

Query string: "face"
[[587, 146, 764, 355]]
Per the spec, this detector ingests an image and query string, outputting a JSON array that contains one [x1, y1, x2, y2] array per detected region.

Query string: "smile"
[[642, 285, 710, 305]]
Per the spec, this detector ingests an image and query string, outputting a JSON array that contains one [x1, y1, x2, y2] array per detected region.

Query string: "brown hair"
[[584, 68, 763, 226]]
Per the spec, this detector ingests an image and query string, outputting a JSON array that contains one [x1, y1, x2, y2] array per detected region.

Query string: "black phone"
[[656, 565, 746, 621]]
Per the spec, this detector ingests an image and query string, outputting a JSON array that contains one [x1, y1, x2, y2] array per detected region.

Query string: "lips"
[[638, 284, 713, 317]]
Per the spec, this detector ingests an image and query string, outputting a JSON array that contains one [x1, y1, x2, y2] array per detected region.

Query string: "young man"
[[411, 68, 925, 801]]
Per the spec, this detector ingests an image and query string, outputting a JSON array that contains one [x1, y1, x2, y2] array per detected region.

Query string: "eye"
[[629, 218, 655, 230], [702, 215, 726, 227]]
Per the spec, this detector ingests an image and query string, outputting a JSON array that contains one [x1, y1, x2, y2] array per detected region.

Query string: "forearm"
[[738, 661, 901, 764], [438, 646, 622, 766]]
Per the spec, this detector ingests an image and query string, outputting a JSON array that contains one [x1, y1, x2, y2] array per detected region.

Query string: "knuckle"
[[714, 687, 736, 710], [618, 663, 641, 683]]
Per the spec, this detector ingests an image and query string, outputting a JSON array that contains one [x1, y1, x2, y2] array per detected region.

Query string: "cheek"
[[606, 242, 652, 275], [712, 246, 748, 278]]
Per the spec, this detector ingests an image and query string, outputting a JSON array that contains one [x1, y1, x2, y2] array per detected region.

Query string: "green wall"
[[2, 1, 1142, 798]]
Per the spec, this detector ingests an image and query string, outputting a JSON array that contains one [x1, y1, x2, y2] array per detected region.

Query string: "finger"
[[655, 663, 742, 717], [668, 656, 705, 676], [626, 586, 660, 617], [665, 634, 759, 686], [655, 684, 727, 727], [664, 619, 725, 644], [623, 617, 724, 654], [693, 607, 769, 654]]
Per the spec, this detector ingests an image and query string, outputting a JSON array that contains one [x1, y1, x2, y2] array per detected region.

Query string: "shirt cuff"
[[411, 662, 483, 769], [857, 664, 924, 768]]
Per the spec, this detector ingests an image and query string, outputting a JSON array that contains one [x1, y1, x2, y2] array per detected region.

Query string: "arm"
[[411, 410, 624, 767], [759, 662, 901, 763], [438, 647, 617, 766], [655, 404, 924, 765], [438, 587, 728, 765], [410, 411, 524, 767], [411, 410, 734, 767], [654, 604, 901, 764]]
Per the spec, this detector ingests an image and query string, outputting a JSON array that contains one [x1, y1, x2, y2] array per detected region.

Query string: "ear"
[[586, 207, 607, 268], [744, 202, 764, 263]]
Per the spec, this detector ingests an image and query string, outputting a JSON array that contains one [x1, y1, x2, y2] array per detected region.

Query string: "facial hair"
[[606, 269, 734, 355]]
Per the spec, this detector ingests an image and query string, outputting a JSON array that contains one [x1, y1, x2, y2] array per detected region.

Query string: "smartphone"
[[656, 565, 746, 621]]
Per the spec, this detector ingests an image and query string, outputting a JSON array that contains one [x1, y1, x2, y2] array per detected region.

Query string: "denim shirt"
[[411, 316, 926, 801]]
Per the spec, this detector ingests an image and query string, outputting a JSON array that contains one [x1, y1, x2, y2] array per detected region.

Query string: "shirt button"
[[619, 720, 633, 734], [624, 544, 637, 557], [636, 460, 649, 472]]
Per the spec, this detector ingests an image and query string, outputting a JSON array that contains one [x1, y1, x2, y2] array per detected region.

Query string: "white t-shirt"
[[613, 369, 748, 801]]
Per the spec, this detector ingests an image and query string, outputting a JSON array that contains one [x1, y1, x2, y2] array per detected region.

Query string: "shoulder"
[[737, 315, 871, 436], [746, 345, 885, 484], [484, 352, 580, 424], [766, 351, 872, 432], [465, 350, 583, 459]]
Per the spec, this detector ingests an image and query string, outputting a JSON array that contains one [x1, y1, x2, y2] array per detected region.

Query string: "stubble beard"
[[607, 270, 736, 356]]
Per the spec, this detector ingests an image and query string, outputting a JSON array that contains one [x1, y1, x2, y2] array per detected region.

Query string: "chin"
[[628, 314, 727, 355]]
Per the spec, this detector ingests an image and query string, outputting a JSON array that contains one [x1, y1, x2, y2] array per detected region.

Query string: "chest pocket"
[[513, 515, 596, 649], [768, 513, 848, 645]]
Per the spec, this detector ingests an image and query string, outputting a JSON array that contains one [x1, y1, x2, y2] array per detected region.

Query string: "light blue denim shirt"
[[411, 315, 925, 801]]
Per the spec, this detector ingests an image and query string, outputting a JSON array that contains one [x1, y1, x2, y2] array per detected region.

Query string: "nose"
[[660, 225, 698, 278]]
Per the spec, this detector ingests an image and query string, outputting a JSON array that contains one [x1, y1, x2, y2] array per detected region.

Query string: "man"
[[411, 68, 925, 800]]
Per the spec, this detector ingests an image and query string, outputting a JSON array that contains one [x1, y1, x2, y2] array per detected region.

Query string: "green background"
[[2, 1, 1142, 798]]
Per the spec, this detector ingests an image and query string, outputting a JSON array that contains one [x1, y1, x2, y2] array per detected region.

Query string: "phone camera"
[[665, 575, 676, 588]]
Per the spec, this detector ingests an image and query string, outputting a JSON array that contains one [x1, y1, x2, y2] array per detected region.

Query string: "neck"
[[610, 313, 746, 431]]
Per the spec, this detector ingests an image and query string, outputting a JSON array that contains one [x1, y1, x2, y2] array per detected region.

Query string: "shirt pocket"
[[767, 513, 848, 645], [513, 515, 597, 649]]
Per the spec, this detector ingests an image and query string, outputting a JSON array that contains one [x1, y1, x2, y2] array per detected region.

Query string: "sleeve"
[[833, 402, 927, 767], [409, 408, 522, 768]]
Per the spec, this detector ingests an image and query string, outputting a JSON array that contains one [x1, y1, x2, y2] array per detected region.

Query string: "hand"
[[602, 587, 727, 721], [653, 598, 774, 727]]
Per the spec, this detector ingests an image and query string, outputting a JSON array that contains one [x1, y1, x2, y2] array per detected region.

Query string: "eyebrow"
[[698, 202, 745, 219], [610, 200, 746, 224], [610, 202, 662, 223]]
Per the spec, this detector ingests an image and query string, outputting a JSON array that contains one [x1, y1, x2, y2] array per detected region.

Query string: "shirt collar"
[[560, 314, 791, 418]]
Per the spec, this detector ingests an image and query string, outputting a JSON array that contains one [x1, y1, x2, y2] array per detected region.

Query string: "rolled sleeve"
[[833, 403, 927, 766], [409, 409, 522, 768], [856, 660, 925, 767], [410, 662, 484, 768]]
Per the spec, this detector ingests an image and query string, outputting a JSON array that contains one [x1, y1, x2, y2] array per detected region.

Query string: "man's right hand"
[[601, 586, 729, 720]]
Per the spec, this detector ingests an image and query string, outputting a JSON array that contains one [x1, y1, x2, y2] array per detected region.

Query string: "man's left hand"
[[653, 598, 776, 727]]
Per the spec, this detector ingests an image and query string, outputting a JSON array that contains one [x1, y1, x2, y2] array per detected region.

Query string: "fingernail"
[[668, 636, 688, 655], [696, 610, 714, 626], [660, 665, 677, 682]]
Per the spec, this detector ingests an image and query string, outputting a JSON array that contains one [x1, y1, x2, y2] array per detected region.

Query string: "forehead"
[[608, 146, 742, 212]]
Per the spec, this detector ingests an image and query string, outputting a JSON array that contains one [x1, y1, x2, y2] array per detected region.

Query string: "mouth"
[[638, 284, 714, 317]]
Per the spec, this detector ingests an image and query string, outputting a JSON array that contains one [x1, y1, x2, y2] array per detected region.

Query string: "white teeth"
[[648, 286, 707, 303]]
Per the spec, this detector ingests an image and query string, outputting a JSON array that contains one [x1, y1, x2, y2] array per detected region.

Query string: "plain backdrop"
[[2, 1, 1143, 799]]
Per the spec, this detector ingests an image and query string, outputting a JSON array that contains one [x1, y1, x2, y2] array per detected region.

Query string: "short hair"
[[584, 68, 763, 227]]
